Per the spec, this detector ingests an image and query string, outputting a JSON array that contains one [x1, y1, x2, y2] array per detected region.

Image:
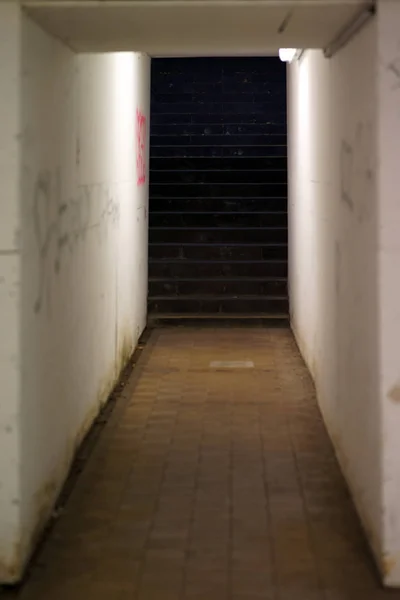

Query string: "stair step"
[[149, 277, 287, 296], [149, 212, 287, 228], [149, 227, 287, 244], [152, 80, 285, 95], [150, 197, 287, 212], [150, 294, 287, 299], [150, 169, 287, 184], [152, 101, 286, 115], [149, 260, 287, 278], [153, 63, 285, 80], [150, 183, 287, 198], [148, 295, 289, 314], [149, 243, 287, 261], [151, 92, 286, 104], [151, 122, 286, 136], [151, 145, 287, 158], [150, 134, 287, 147], [152, 113, 286, 126], [150, 157, 287, 171], [148, 314, 289, 328]]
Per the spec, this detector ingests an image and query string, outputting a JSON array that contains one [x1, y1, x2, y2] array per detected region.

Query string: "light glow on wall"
[[113, 52, 136, 177]]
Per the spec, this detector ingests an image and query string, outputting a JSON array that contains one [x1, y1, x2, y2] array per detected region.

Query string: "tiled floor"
[[4, 328, 399, 599]]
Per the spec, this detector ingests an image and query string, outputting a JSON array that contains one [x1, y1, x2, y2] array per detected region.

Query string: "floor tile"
[[4, 328, 400, 600]]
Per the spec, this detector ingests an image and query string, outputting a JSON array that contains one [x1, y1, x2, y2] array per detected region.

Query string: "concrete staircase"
[[148, 57, 288, 322]]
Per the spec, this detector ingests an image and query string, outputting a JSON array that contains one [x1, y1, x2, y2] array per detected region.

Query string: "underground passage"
[[3, 0, 400, 596]]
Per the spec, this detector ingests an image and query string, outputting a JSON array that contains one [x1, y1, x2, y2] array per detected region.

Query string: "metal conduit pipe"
[[323, 1, 376, 59]]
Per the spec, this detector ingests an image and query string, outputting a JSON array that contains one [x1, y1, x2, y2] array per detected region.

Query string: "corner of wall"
[[0, 2, 24, 584], [376, 0, 400, 586]]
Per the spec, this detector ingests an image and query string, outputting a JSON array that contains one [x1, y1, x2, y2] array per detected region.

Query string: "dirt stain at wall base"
[[0, 328, 143, 586]]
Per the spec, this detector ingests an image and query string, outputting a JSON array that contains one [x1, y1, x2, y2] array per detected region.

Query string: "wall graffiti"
[[33, 169, 120, 315], [136, 108, 147, 186]]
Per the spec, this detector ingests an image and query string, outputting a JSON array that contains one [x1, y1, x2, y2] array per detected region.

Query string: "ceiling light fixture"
[[279, 48, 303, 64]]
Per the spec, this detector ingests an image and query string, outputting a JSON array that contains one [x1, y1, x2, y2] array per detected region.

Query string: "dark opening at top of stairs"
[[148, 57, 288, 322]]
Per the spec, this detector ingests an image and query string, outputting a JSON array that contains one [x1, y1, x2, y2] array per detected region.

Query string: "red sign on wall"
[[136, 108, 147, 186]]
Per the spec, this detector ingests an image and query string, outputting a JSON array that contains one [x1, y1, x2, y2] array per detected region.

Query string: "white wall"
[[288, 17, 383, 574], [377, 0, 400, 586], [0, 7, 150, 583], [289, 3, 400, 585], [0, 3, 23, 582]]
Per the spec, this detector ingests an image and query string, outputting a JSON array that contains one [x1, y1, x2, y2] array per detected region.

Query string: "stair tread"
[[149, 259, 286, 263], [149, 242, 287, 246], [148, 313, 289, 319], [151, 226, 287, 230], [150, 211, 287, 215], [152, 156, 287, 160], [150, 169, 287, 172], [149, 276, 287, 281], [151, 182, 286, 184], [150, 196, 286, 199], [149, 294, 287, 300], [150, 142, 286, 147], [150, 134, 285, 138]]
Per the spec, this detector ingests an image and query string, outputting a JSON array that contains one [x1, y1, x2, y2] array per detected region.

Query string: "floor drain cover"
[[210, 361, 254, 369]]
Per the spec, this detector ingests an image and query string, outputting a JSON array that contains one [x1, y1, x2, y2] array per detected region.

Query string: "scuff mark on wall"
[[340, 121, 375, 222], [335, 241, 341, 297], [340, 139, 354, 210], [386, 57, 400, 90]]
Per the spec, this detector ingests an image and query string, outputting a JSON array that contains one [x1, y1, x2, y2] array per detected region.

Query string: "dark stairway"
[[148, 57, 288, 322]]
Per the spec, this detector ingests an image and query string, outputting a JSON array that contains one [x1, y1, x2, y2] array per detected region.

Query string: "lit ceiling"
[[22, 0, 371, 56]]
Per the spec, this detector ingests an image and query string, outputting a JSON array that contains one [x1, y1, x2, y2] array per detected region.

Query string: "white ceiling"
[[22, 0, 372, 56]]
